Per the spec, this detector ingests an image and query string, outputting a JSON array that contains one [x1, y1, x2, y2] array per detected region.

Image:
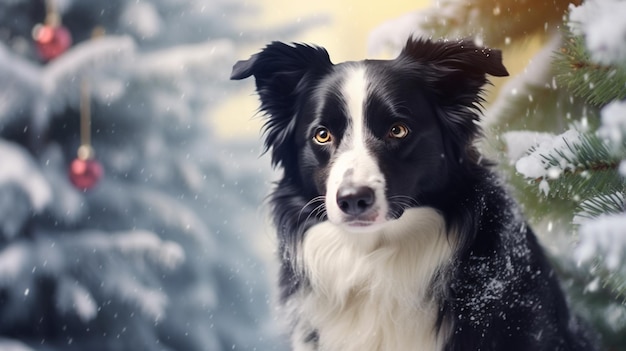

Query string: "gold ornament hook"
[[79, 78, 93, 160]]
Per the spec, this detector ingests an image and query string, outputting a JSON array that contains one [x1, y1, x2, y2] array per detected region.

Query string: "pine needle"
[[554, 29, 626, 106]]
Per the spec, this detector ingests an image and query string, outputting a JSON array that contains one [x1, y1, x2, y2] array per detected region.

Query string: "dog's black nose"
[[336, 186, 375, 216]]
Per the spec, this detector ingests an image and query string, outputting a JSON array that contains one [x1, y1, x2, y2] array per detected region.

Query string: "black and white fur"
[[231, 38, 596, 351]]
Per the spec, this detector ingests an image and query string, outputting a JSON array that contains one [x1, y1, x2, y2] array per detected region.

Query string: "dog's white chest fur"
[[292, 208, 454, 351]]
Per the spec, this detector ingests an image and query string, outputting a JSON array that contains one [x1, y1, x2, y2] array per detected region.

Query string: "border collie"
[[231, 38, 595, 351]]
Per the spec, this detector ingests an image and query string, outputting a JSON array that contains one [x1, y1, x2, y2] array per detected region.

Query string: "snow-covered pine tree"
[[0, 0, 321, 350], [368, 0, 626, 349]]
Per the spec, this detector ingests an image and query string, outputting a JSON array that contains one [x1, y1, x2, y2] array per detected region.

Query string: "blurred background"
[[1, 0, 625, 350]]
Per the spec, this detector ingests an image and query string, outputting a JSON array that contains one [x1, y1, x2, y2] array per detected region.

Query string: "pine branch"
[[576, 192, 625, 221], [553, 255, 626, 348], [0, 43, 41, 124], [44, 36, 136, 115], [575, 230, 626, 316], [0, 140, 52, 212], [0, 338, 34, 351], [554, 30, 626, 106], [567, 0, 626, 69], [518, 131, 624, 200], [595, 263, 626, 303], [531, 167, 623, 201], [56, 276, 98, 322]]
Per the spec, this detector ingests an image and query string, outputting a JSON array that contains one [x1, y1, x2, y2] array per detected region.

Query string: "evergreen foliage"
[[0, 0, 322, 350], [554, 31, 626, 106]]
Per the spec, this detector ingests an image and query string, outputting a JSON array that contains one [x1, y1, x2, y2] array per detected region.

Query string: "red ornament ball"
[[69, 158, 103, 190], [33, 24, 72, 61]]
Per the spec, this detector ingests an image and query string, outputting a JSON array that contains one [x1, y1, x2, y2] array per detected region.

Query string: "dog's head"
[[231, 38, 508, 233]]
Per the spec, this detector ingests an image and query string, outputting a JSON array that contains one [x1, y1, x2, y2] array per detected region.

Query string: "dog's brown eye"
[[314, 127, 333, 144], [388, 123, 409, 139]]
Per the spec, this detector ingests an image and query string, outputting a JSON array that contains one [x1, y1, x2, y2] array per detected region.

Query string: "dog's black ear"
[[401, 37, 509, 74], [399, 37, 508, 97], [231, 42, 333, 168]]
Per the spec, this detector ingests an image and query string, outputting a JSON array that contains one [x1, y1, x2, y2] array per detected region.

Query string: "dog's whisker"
[[388, 195, 421, 215], [296, 196, 326, 225], [304, 202, 326, 227]]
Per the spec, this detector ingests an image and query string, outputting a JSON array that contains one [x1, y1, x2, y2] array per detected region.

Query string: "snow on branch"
[[598, 100, 626, 156], [133, 189, 214, 242], [56, 276, 98, 322], [129, 39, 236, 125], [44, 35, 136, 115], [0, 140, 51, 211], [568, 0, 626, 69], [0, 36, 136, 139], [514, 129, 586, 180], [596, 100, 626, 185], [502, 131, 556, 162], [105, 272, 169, 321], [59, 228, 184, 321], [509, 128, 622, 198], [0, 338, 34, 351], [37, 144, 85, 224], [73, 228, 185, 271], [110, 230, 185, 270], [133, 39, 234, 82], [577, 213, 626, 273], [120, 1, 162, 40], [0, 43, 40, 123], [0, 242, 30, 286], [0, 228, 186, 324], [514, 128, 621, 180]]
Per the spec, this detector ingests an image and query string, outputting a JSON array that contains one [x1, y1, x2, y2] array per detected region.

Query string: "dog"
[[231, 37, 596, 351]]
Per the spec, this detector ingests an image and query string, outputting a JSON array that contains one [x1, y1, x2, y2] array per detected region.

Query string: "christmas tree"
[[369, 0, 626, 349], [0, 0, 321, 349]]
